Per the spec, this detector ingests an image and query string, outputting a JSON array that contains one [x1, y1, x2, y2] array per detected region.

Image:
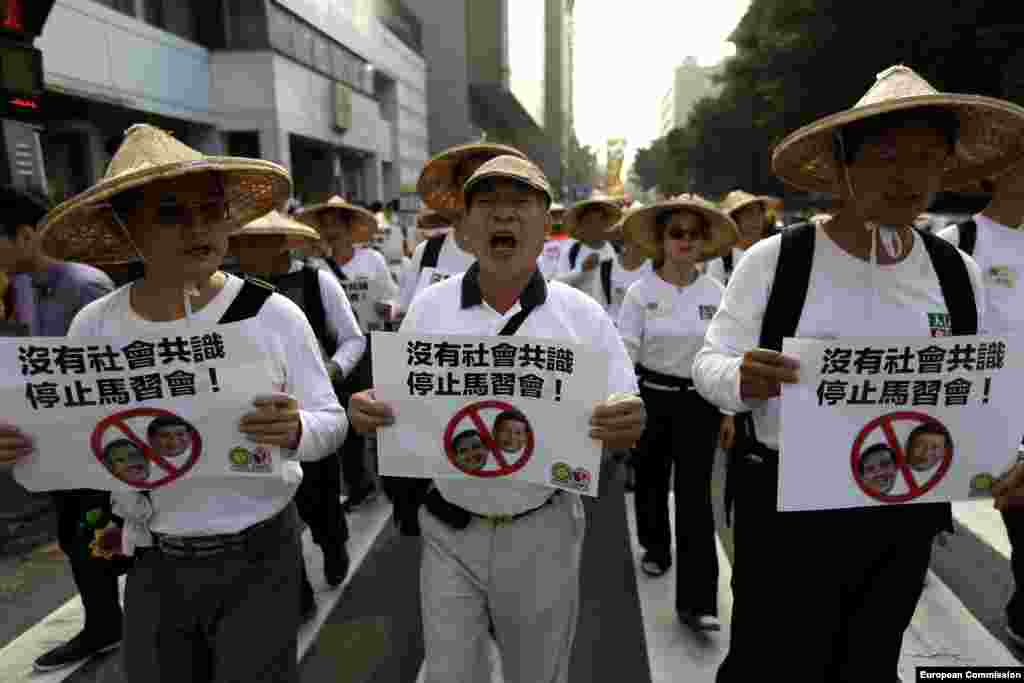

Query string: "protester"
[[617, 196, 738, 631], [692, 65, 1024, 681], [297, 197, 395, 512], [938, 158, 1024, 645], [0, 185, 125, 672], [230, 209, 365, 611], [8, 123, 347, 682], [605, 209, 653, 325], [347, 154, 645, 683], [537, 202, 570, 279], [705, 190, 771, 286], [554, 198, 623, 314], [397, 143, 526, 316]]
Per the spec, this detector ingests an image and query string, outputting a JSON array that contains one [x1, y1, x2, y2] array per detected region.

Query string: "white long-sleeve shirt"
[[692, 226, 987, 450], [69, 273, 347, 539], [323, 248, 399, 333], [553, 241, 617, 311], [284, 260, 365, 378]]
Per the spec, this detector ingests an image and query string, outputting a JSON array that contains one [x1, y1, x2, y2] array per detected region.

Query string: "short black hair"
[[0, 186, 51, 239], [453, 429, 483, 451], [147, 415, 193, 438], [493, 409, 529, 434], [833, 106, 960, 165], [907, 422, 952, 452], [858, 443, 895, 477], [102, 438, 144, 465], [465, 177, 550, 211]]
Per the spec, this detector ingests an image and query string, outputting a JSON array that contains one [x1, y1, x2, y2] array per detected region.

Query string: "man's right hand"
[[348, 389, 396, 435], [739, 349, 800, 401], [581, 254, 600, 272], [0, 423, 35, 468]]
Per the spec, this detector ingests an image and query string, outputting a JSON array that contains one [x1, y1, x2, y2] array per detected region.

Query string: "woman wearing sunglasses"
[[617, 196, 739, 632]]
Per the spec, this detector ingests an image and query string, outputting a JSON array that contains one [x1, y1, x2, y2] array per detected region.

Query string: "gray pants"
[[419, 491, 585, 683], [122, 503, 303, 683]]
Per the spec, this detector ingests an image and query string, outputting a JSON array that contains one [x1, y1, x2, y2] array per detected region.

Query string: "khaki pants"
[[419, 491, 585, 683]]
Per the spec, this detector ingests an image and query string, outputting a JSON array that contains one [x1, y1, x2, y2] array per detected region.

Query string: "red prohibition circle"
[[850, 411, 953, 504], [90, 408, 202, 490], [442, 400, 535, 478]]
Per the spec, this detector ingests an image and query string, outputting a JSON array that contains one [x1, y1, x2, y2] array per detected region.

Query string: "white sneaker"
[[1006, 621, 1024, 648], [680, 611, 721, 632]]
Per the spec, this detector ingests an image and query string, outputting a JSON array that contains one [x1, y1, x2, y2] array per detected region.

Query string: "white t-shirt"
[[69, 274, 347, 537], [705, 246, 747, 286], [401, 270, 638, 516], [553, 241, 617, 311], [608, 257, 653, 325], [619, 271, 724, 380], [325, 248, 400, 333], [693, 226, 987, 450], [398, 231, 476, 314], [537, 238, 569, 280], [938, 214, 1024, 336]]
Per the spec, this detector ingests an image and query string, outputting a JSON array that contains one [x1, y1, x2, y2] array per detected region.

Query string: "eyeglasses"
[[155, 199, 230, 226], [666, 228, 708, 242]]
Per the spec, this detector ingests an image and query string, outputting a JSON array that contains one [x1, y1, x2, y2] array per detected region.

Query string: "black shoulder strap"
[[568, 241, 582, 269], [301, 266, 339, 356], [958, 219, 977, 257], [723, 250, 734, 274], [325, 258, 347, 282], [917, 228, 978, 335], [600, 258, 613, 304], [218, 277, 275, 324], [759, 224, 815, 351], [420, 234, 445, 272]]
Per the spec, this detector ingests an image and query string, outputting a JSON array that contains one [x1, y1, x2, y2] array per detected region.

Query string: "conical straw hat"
[[230, 210, 320, 249], [294, 195, 378, 244], [39, 124, 291, 265], [417, 142, 527, 213], [773, 65, 1024, 194], [720, 190, 770, 217], [564, 198, 623, 242], [622, 195, 739, 263]]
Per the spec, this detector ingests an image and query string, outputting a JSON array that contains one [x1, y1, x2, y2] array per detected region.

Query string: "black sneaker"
[[1006, 616, 1024, 648], [324, 542, 350, 587], [342, 485, 377, 513], [33, 630, 122, 672], [640, 551, 671, 577]]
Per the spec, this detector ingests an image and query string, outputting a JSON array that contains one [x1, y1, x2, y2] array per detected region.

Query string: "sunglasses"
[[666, 227, 708, 241]]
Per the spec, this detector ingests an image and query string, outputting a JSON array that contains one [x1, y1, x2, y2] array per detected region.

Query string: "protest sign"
[[4, 324, 282, 493], [779, 335, 1024, 512], [373, 332, 609, 496], [340, 276, 390, 332]]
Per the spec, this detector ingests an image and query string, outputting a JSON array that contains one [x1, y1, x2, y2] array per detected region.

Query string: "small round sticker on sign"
[[443, 401, 535, 478], [850, 411, 953, 504]]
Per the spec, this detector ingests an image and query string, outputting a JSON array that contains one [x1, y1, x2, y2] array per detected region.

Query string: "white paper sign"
[[340, 276, 390, 332], [5, 324, 283, 493], [373, 332, 609, 496], [780, 335, 1024, 512]]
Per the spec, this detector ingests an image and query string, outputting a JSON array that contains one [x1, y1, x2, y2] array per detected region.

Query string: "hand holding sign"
[[590, 392, 646, 449], [240, 394, 301, 450], [740, 348, 801, 400], [0, 421, 34, 467], [994, 463, 1024, 511], [348, 389, 395, 434]]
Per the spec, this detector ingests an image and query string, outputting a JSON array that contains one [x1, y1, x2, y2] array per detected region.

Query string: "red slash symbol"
[[443, 400, 535, 478], [850, 411, 953, 504], [90, 408, 202, 490]]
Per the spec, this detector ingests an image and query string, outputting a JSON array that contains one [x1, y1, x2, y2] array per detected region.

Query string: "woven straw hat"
[[622, 196, 739, 263], [463, 155, 554, 206], [295, 195, 378, 244], [564, 199, 623, 242], [230, 210, 320, 249], [40, 124, 291, 265], [550, 202, 566, 223], [418, 143, 527, 213], [721, 190, 771, 217], [772, 65, 1024, 194]]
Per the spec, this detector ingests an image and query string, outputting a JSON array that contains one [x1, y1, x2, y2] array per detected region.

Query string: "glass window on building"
[[292, 20, 314, 65], [94, 0, 136, 16], [313, 34, 331, 75], [144, 0, 200, 43], [225, 131, 261, 159], [268, 5, 294, 56]]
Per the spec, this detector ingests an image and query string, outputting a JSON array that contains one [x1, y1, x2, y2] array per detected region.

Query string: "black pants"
[[1002, 509, 1024, 623], [339, 337, 373, 498], [634, 384, 721, 616], [53, 489, 127, 635], [294, 452, 347, 551], [717, 454, 944, 682]]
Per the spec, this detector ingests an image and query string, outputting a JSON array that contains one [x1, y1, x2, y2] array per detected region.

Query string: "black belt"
[[424, 487, 558, 530], [150, 504, 291, 560], [636, 364, 693, 391]]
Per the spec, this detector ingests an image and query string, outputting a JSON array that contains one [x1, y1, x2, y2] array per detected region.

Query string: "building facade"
[[658, 56, 722, 137], [36, 0, 428, 207]]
